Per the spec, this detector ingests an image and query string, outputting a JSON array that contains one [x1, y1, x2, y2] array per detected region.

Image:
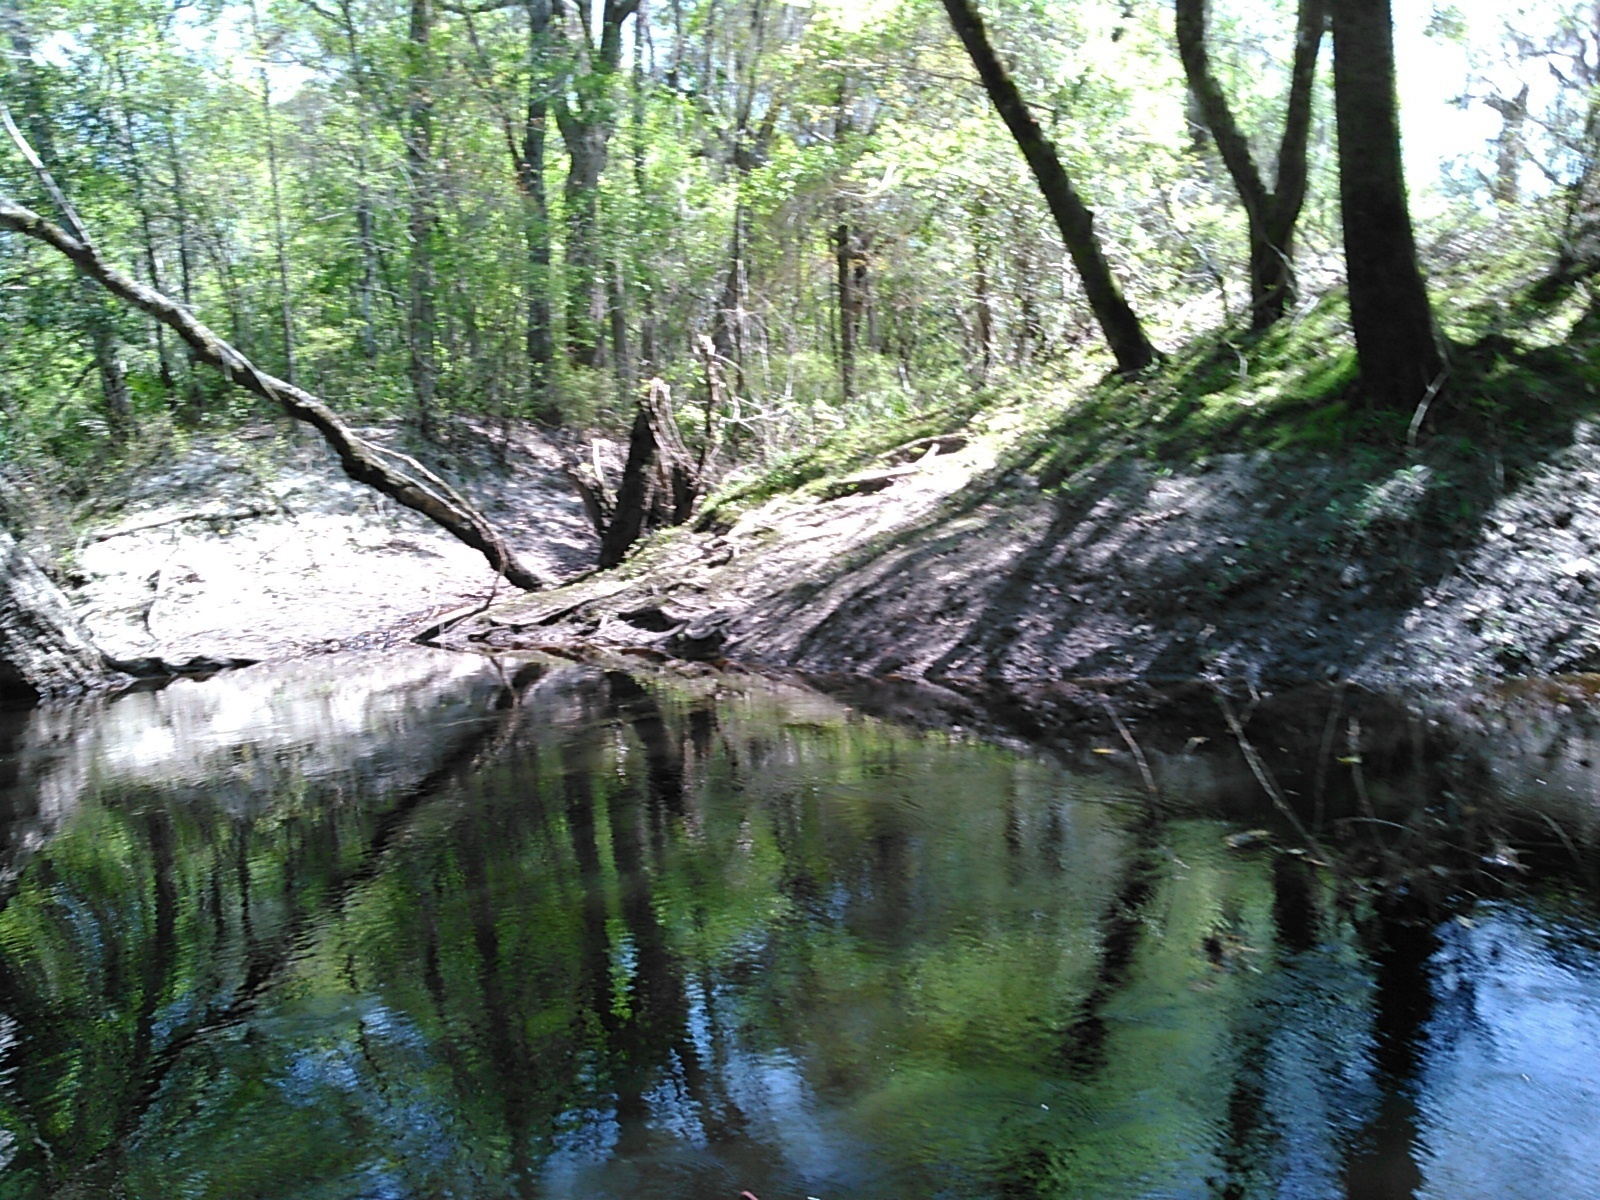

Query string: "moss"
[[693, 395, 985, 531], [688, 267, 1600, 572]]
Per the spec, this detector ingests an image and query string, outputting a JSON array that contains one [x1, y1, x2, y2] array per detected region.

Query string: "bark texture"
[[1331, 0, 1442, 409], [0, 530, 121, 702], [572, 379, 702, 569], [0, 197, 550, 591], [1176, 0, 1324, 329], [941, 0, 1155, 372]]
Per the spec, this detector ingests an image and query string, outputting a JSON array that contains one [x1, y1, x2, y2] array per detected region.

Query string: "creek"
[[0, 651, 1597, 1199]]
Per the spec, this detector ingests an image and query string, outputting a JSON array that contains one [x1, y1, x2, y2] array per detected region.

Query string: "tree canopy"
[[2, 0, 1594, 492]]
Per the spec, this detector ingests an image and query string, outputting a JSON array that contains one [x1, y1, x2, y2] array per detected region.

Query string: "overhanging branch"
[[0, 195, 550, 591]]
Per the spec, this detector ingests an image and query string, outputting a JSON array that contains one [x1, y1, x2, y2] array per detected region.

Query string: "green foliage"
[[0, 0, 1587, 528]]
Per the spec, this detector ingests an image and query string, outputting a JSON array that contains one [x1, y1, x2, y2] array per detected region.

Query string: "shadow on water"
[[1, 653, 1600, 1198]]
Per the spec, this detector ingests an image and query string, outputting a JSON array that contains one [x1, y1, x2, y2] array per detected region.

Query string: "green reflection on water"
[[1, 659, 1596, 1199]]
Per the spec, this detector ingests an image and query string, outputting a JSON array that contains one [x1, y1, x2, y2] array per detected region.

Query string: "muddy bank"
[[31, 389, 1600, 779], [50, 420, 597, 665], [436, 405, 1600, 701]]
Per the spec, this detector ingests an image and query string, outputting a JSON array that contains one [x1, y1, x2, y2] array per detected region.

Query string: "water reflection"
[[0, 655, 1596, 1198]]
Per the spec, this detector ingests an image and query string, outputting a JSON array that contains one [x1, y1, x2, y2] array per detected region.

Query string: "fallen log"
[[0, 529, 123, 701]]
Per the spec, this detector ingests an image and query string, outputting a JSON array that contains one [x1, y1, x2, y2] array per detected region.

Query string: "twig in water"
[[1215, 689, 1330, 863], [1346, 717, 1379, 826], [1311, 682, 1347, 834], [413, 572, 506, 644], [1535, 810, 1592, 881], [1101, 697, 1159, 804]]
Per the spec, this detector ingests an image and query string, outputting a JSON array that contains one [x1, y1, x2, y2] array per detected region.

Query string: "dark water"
[[0, 652, 1598, 1199]]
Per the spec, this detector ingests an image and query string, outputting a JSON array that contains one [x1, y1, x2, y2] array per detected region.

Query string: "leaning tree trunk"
[[1, 197, 550, 591], [1331, 0, 1442, 409], [940, 0, 1156, 372], [0, 530, 123, 702]]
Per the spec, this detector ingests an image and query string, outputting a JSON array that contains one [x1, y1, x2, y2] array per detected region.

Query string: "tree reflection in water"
[[0, 652, 1598, 1199]]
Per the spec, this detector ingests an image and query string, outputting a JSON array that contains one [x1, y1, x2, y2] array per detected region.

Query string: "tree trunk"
[[1176, 0, 1325, 330], [600, 404, 656, 567], [552, 0, 642, 371], [408, 0, 438, 437], [161, 120, 204, 411], [524, 181, 555, 411], [251, 0, 297, 386], [835, 218, 858, 403], [456, 0, 557, 417], [608, 255, 632, 391], [632, 8, 657, 372], [971, 195, 993, 378], [563, 124, 607, 368], [711, 203, 747, 375], [0, 530, 124, 702], [940, 0, 1155, 372], [87, 306, 134, 435], [1331, 0, 1442, 409], [108, 63, 178, 395], [333, 0, 381, 363], [522, 0, 556, 415]]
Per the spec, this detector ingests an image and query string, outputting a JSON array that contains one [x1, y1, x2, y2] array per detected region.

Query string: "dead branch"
[[0, 194, 548, 590], [1216, 689, 1332, 864], [82, 507, 273, 544]]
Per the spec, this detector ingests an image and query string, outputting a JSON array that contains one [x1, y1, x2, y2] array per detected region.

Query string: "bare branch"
[[1, 100, 94, 245]]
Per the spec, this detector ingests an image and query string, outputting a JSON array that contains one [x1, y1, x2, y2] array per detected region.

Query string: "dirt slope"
[[435, 406, 1600, 700]]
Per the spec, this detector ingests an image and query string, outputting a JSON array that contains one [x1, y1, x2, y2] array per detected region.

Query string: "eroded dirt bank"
[[434, 407, 1600, 704], [38, 400, 1600, 747]]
